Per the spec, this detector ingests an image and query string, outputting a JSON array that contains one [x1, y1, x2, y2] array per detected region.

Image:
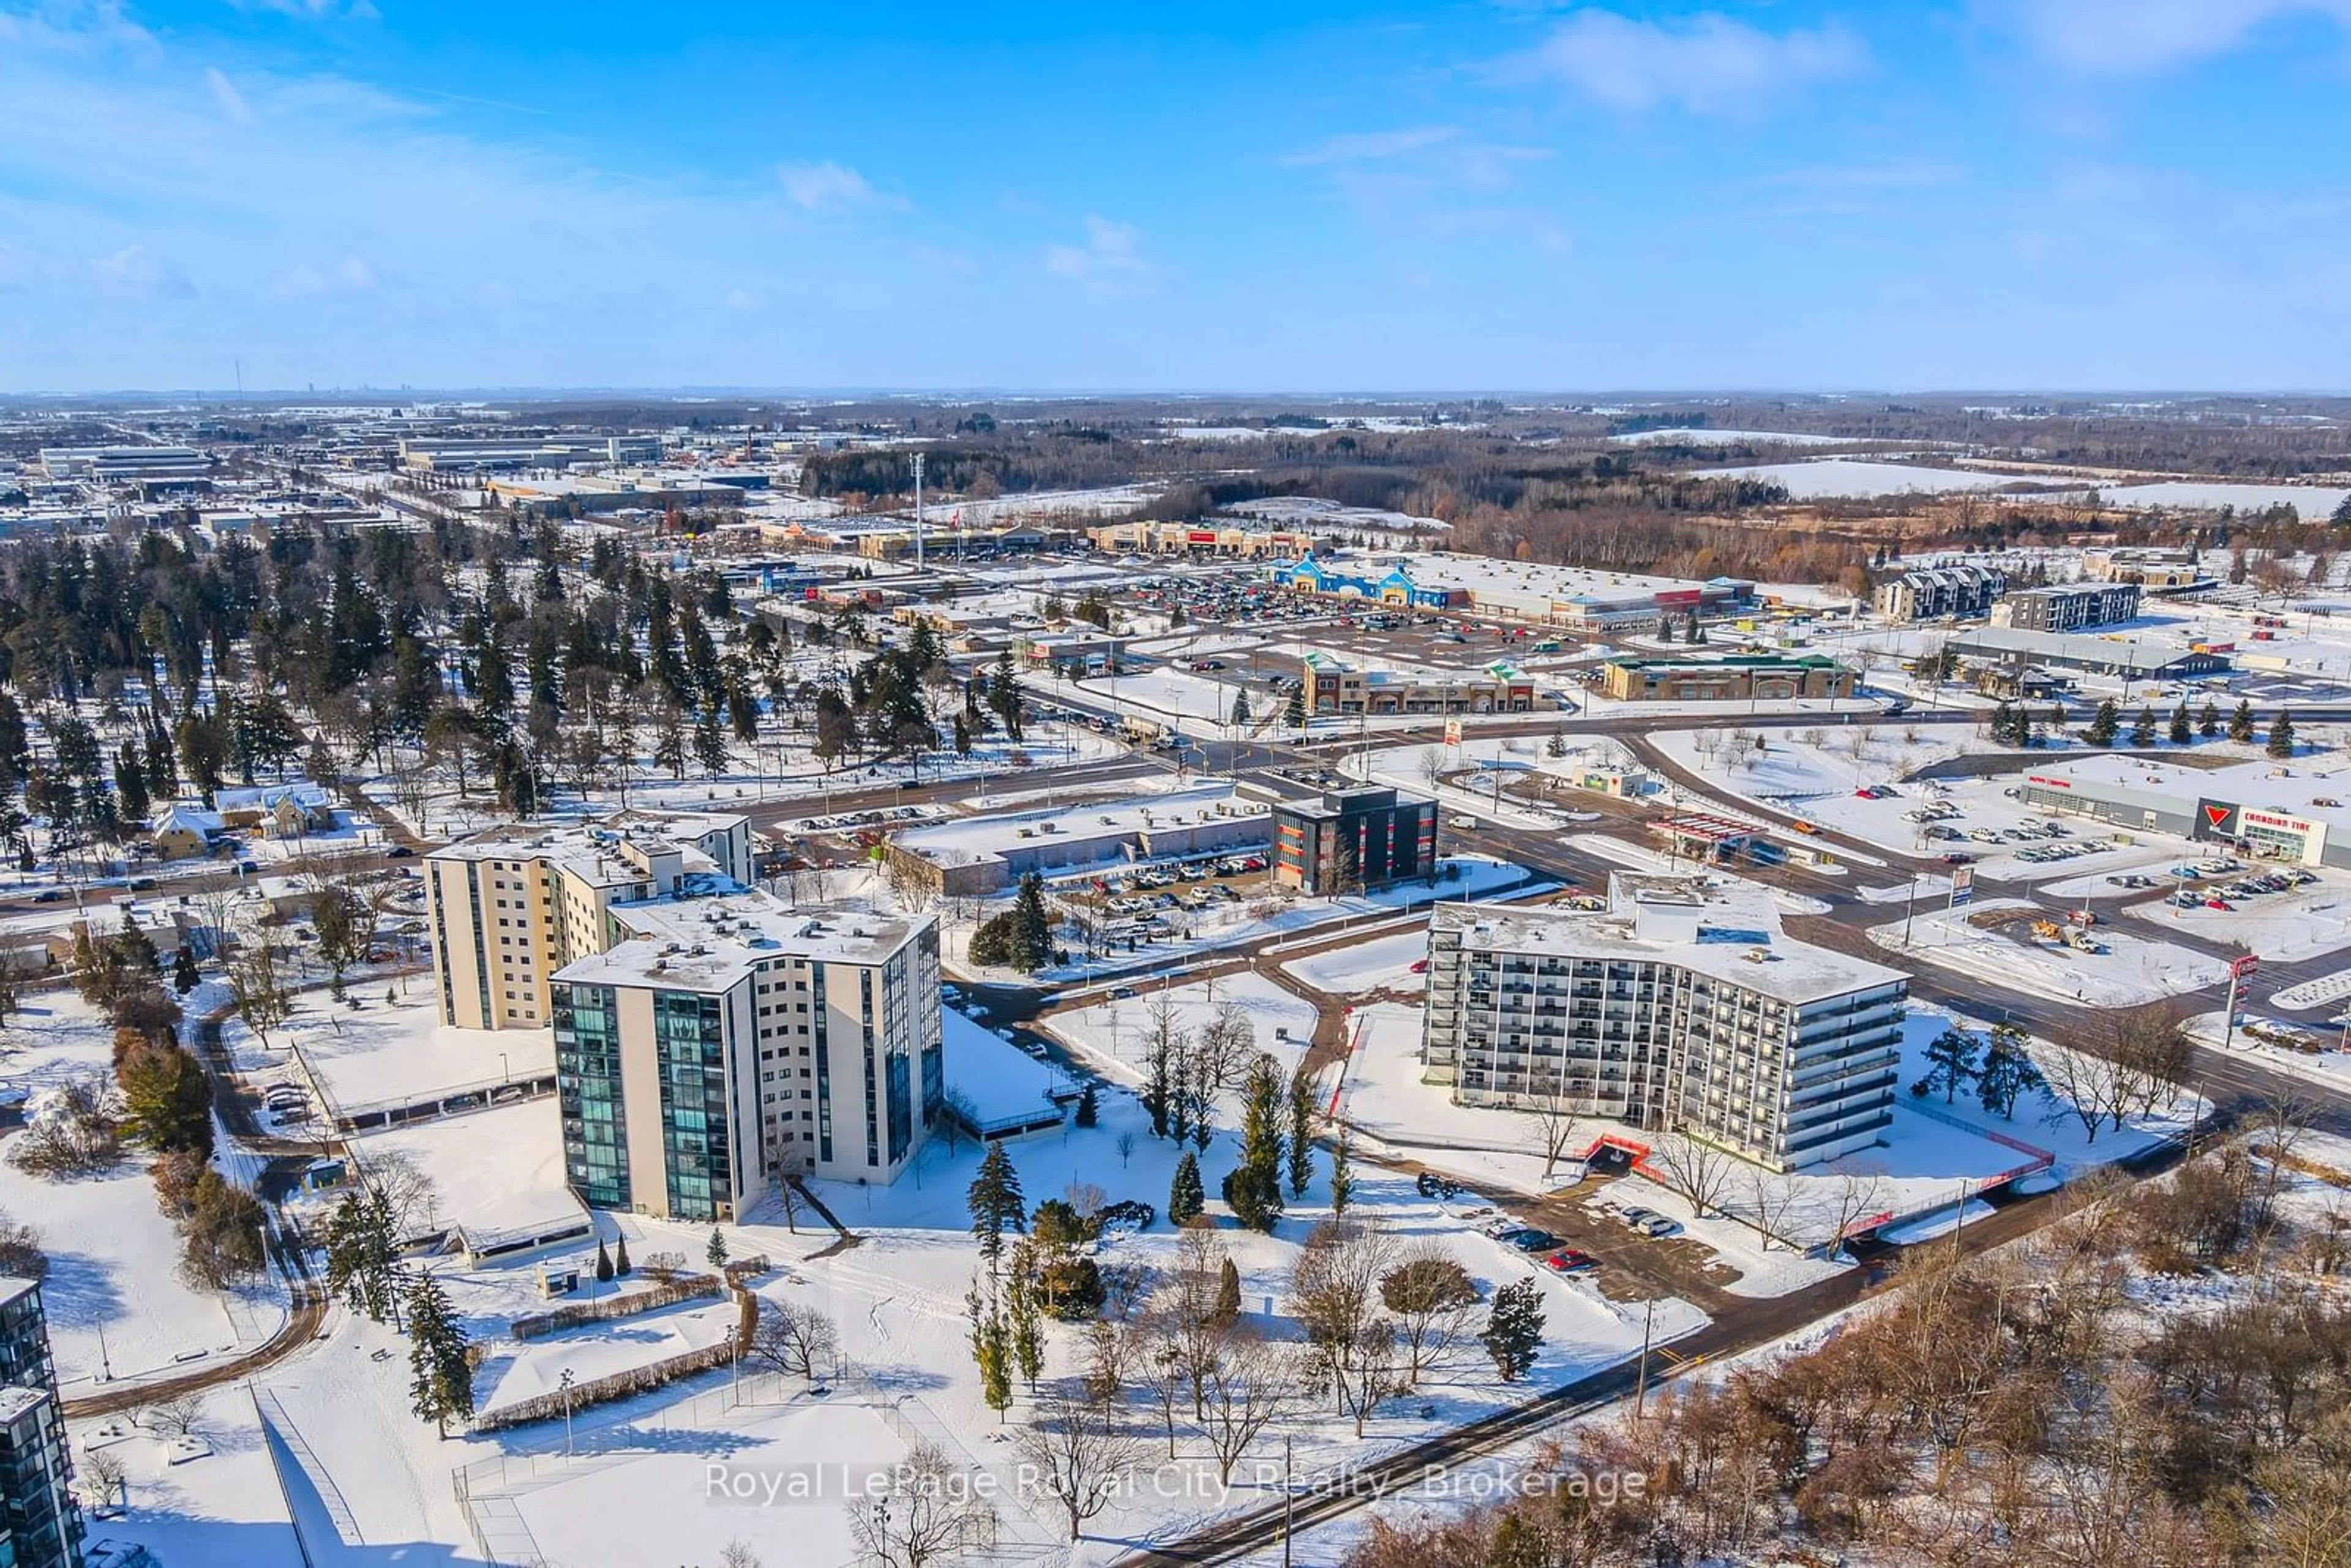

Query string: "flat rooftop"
[[560, 891, 927, 992], [891, 784, 1258, 871], [2025, 752, 2351, 830], [1433, 874, 1908, 1005]]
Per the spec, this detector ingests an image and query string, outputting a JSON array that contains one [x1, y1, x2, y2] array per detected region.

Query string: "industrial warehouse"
[[2014, 754, 2351, 867]]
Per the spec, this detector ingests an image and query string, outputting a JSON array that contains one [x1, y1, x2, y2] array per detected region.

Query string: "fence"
[[473, 1258, 766, 1432], [509, 1272, 720, 1341]]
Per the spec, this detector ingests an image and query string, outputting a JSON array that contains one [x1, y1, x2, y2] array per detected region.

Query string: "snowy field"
[[941, 1006, 1066, 1127], [0, 993, 287, 1394], [1280, 930, 1429, 999], [476, 1295, 740, 1416], [2090, 479, 2351, 520], [1873, 898, 2230, 1007], [1700, 457, 2055, 497]]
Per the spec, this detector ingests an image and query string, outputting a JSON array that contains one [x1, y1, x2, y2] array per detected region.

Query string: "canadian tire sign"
[[2195, 800, 2239, 839]]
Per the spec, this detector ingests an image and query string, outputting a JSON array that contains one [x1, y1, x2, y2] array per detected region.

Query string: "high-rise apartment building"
[[1422, 876, 1906, 1171], [424, 810, 754, 1030], [551, 892, 942, 1221], [0, 1280, 81, 1568]]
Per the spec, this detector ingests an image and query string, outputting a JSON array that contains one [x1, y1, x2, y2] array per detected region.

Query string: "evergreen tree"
[[1989, 700, 2016, 746], [1213, 1256, 1241, 1326], [1073, 1081, 1098, 1128], [2130, 705, 2157, 746], [2230, 699, 2257, 743], [2086, 699, 2120, 746], [595, 1238, 613, 1283], [1223, 1056, 1287, 1232], [2199, 697, 2222, 739], [706, 1226, 729, 1272], [1975, 1023, 2047, 1120], [2168, 702, 2192, 745], [1283, 683, 1306, 730], [1168, 1149, 1205, 1225], [1142, 1037, 1172, 1140], [172, 943, 200, 994], [1329, 1136, 1354, 1218], [613, 1236, 631, 1275], [2269, 710, 2298, 759], [1919, 1026, 1981, 1105], [406, 1272, 474, 1439], [1231, 691, 1250, 728], [1011, 873, 1054, 971], [323, 1189, 400, 1324], [967, 1142, 1027, 1270], [1482, 1277, 1545, 1382], [1285, 1071, 1317, 1200]]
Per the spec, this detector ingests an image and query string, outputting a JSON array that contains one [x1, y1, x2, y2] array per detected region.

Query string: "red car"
[[1543, 1249, 1599, 1275], [2205, 897, 2232, 910], [1409, 958, 1429, 974]]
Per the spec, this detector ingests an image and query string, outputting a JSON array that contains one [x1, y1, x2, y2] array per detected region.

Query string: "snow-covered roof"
[[1432, 874, 1907, 1006], [214, 780, 330, 814], [151, 803, 223, 836], [557, 891, 929, 992]]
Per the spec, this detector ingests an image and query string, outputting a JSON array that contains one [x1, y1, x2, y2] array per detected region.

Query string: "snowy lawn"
[[475, 1296, 740, 1417], [0, 993, 287, 1393], [71, 1384, 306, 1568], [1280, 930, 1429, 999], [228, 986, 550, 1120]]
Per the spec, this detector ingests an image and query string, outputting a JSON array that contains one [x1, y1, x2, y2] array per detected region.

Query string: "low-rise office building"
[[1239, 772, 1436, 893], [1600, 653, 1855, 703], [2084, 547, 2204, 590], [1992, 582, 2143, 632], [1301, 652, 1535, 715], [1945, 626, 2230, 682], [1422, 876, 1907, 1170], [885, 786, 1265, 896], [552, 894, 942, 1219]]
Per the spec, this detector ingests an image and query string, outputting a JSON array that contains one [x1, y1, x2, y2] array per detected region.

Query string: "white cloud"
[[1505, 9, 1865, 115], [236, 0, 382, 19], [1043, 216, 1152, 292], [1278, 126, 1463, 167], [273, 253, 379, 296], [203, 66, 253, 122], [1989, 0, 2351, 74], [91, 244, 193, 301], [724, 288, 758, 311], [776, 160, 899, 212]]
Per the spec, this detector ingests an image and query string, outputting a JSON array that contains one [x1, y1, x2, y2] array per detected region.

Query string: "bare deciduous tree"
[[1651, 1133, 1738, 1219], [845, 1441, 999, 1568], [747, 1299, 840, 1381], [1292, 1219, 1401, 1437], [1198, 1330, 1297, 1484], [1017, 1394, 1142, 1542]]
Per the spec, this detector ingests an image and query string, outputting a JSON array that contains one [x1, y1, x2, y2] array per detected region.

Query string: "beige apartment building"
[[424, 809, 754, 1030]]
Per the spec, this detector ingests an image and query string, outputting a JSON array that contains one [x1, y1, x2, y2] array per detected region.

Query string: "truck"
[[1447, 814, 1479, 831]]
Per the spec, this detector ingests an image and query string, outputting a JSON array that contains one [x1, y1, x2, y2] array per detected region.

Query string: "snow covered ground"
[[0, 993, 287, 1395], [226, 986, 550, 1121], [1043, 970, 1321, 1090], [1280, 930, 1428, 999], [345, 1096, 588, 1254], [72, 1385, 307, 1568], [1872, 898, 2230, 1007], [1700, 457, 2055, 497], [476, 1296, 740, 1416]]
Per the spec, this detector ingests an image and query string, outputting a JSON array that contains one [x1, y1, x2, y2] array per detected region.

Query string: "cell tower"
[[910, 451, 926, 570]]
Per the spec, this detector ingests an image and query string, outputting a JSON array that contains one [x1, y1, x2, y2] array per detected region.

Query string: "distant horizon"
[[10, 386, 2351, 407]]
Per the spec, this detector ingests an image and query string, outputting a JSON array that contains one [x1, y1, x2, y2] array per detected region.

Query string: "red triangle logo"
[[2206, 805, 2232, 827]]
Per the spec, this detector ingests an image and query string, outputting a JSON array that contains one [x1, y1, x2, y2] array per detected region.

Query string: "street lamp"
[[558, 1367, 577, 1457]]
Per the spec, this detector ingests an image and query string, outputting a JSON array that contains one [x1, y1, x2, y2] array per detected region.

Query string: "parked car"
[[1543, 1250, 1600, 1275], [1507, 1229, 1559, 1253]]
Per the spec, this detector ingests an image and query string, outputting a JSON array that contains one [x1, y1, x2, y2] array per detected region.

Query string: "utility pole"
[[910, 452, 925, 572], [1902, 873, 1919, 947], [1633, 1297, 1655, 1422], [1281, 1435, 1294, 1568]]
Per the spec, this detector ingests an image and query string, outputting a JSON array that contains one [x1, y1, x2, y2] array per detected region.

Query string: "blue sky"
[[2, 0, 2350, 392]]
